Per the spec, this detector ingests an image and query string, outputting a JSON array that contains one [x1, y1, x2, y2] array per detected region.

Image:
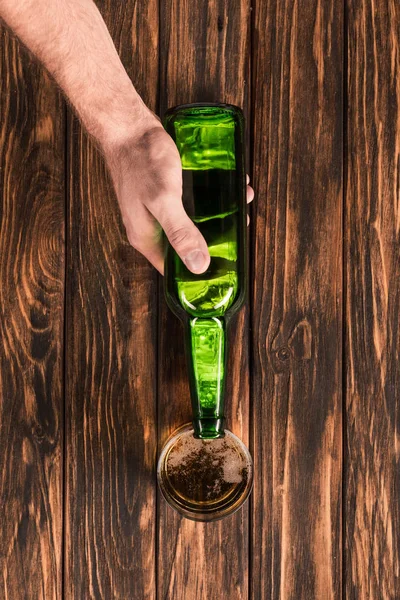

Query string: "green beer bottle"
[[157, 103, 253, 521]]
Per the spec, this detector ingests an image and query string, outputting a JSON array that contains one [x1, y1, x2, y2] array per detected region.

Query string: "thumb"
[[151, 200, 210, 274]]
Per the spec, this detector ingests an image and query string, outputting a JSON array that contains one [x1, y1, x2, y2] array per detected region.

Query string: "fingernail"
[[184, 250, 207, 273]]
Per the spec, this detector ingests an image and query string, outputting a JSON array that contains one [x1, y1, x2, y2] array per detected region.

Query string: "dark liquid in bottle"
[[172, 169, 242, 317]]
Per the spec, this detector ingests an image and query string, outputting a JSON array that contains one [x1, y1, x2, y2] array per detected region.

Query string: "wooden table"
[[0, 1, 399, 598]]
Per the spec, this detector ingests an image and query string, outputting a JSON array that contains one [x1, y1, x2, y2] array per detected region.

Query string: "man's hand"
[[103, 117, 211, 275], [103, 111, 255, 275], [0, 0, 254, 274]]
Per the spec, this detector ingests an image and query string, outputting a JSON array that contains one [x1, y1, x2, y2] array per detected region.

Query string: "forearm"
[[0, 0, 154, 147]]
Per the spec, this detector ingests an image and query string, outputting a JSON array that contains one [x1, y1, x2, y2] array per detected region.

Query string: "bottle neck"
[[185, 316, 227, 439]]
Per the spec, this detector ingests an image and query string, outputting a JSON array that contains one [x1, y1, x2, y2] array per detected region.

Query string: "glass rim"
[[157, 423, 253, 522]]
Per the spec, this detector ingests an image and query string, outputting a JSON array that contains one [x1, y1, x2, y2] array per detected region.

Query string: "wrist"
[[88, 85, 161, 153]]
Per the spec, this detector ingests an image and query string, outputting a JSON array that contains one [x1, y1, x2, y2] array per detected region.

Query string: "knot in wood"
[[277, 346, 290, 361]]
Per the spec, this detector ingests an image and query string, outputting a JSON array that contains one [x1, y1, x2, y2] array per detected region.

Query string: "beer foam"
[[165, 430, 249, 501]]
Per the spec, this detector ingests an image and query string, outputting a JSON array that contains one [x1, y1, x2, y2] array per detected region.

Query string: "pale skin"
[[0, 0, 254, 274]]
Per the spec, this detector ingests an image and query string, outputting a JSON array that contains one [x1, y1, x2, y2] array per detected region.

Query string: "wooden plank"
[[64, 1, 159, 598], [345, 1, 400, 598], [251, 1, 343, 598], [0, 26, 65, 600], [158, 1, 251, 599]]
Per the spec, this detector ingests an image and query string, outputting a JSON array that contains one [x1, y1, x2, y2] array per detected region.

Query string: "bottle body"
[[163, 103, 247, 438]]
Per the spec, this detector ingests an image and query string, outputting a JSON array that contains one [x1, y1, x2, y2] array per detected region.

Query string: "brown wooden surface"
[[251, 1, 343, 598], [0, 1, 399, 599], [0, 25, 65, 600], [345, 1, 400, 598], [64, 1, 159, 599]]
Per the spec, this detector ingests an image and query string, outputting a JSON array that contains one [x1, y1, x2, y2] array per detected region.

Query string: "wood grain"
[[0, 26, 65, 600], [2, 0, 400, 596], [64, 1, 159, 598], [345, 1, 400, 598], [251, 1, 343, 598], [158, 1, 251, 599]]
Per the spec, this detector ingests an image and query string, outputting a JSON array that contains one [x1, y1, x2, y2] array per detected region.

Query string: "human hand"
[[0, 0, 255, 274], [104, 110, 254, 275]]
